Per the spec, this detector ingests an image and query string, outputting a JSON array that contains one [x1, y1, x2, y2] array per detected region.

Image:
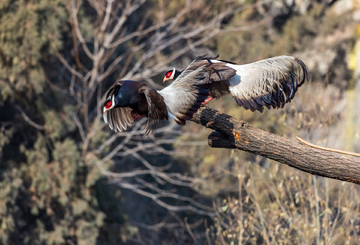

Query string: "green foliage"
[[0, 0, 67, 99], [0, 168, 23, 243], [0, 126, 13, 157], [0, 132, 109, 244], [0, 1, 129, 244]]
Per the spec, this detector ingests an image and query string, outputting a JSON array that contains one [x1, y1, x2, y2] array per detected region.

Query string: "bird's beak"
[[103, 107, 106, 115], [163, 77, 166, 83]]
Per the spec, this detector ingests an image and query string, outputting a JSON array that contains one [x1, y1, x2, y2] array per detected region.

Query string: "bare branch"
[[100, 0, 114, 33], [97, 118, 148, 165], [103, 0, 146, 47], [296, 137, 360, 157], [134, 177, 213, 211], [71, 0, 95, 60], [16, 106, 46, 130], [48, 35, 84, 80], [104, 1, 189, 49], [114, 181, 216, 217], [191, 107, 360, 185], [72, 113, 85, 142], [184, 217, 200, 244]]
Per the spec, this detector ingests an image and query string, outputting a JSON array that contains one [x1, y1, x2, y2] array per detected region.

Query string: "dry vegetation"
[[174, 81, 360, 244]]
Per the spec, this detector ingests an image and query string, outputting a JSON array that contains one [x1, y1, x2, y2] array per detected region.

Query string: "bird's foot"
[[131, 111, 144, 121], [201, 97, 213, 106]]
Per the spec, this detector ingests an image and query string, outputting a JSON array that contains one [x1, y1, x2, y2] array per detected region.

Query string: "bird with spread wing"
[[103, 55, 308, 136]]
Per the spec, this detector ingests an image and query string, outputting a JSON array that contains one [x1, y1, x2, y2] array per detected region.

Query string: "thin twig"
[[16, 106, 46, 130], [114, 181, 216, 217], [72, 113, 85, 142], [313, 176, 321, 245], [296, 137, 360, 157], [71, 0, 94, 60]]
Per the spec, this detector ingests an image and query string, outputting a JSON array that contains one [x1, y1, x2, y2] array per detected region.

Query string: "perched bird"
[[163, 55, 309, 112], [104, 55, 308, 136]]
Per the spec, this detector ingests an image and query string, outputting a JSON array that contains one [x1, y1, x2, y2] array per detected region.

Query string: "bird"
[[102, 62, 213, 136], [163, 55, 309, 112], [104, 55, 308, 136]]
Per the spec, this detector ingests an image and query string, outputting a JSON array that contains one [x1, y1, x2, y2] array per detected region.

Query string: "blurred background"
[[1, 0, 360, 244]]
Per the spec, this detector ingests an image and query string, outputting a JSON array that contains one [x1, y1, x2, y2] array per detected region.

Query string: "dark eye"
[[105, 101, 112, 109], [166, 72, 172, 78]]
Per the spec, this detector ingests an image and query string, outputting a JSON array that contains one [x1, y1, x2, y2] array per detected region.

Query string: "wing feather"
[[104, 107, 134, 132], [158, 60, 211, 125], [139, 86, 168, 136], [228, 56, 309, 112]]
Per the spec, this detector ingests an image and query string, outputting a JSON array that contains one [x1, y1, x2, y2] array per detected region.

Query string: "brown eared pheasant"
[[103, 55, 309, 136]]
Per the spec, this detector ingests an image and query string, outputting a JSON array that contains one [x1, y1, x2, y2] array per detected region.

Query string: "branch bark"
[[191, 107, 360, 185]]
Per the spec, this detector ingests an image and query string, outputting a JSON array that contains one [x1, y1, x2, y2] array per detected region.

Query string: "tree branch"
[[191, 107, 360, 185]]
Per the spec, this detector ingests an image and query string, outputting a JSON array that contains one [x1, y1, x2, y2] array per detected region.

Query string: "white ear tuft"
[[111, 95, 115, 109], [170, 67, 176, 79]]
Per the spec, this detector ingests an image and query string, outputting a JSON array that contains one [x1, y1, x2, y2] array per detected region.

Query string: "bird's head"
[[163, 68, 177, 83], [103, 81, 143, 115], [103, 95, 115, 114]]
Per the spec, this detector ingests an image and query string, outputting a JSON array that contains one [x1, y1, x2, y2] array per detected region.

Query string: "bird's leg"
[[201, 96, 213, 105]]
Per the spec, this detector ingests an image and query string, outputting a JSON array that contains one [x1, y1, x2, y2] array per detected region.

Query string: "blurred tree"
[[0, 0, 121, 244]]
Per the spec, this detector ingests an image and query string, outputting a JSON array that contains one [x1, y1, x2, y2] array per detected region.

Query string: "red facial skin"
[[105, 101, 112, 108], [103, 101, 113, 114], [163, 71, 172, 83]]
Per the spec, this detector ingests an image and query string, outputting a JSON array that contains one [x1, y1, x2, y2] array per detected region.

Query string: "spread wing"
[[228, 56, 309, 112], [104, 107, 134, 132], [139, 86, 168, 136]]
